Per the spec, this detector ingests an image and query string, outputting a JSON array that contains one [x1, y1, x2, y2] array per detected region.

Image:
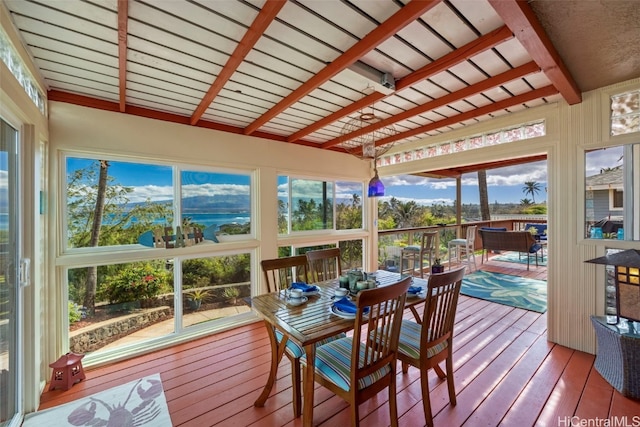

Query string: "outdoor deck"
[[38, 254, 640, 426]]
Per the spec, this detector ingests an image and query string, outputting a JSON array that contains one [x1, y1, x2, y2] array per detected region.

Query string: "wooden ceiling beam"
[[488, 0, 581, 105], [243, 0, 441, 136], [286, 91, 386, 143], [292, 24, 512, 146], [323, 61, 540, 149], [117, 0, 128, 113], [190, 0, 285, 126], [373, 85, 558, 147], [395, 25, 513, 91]]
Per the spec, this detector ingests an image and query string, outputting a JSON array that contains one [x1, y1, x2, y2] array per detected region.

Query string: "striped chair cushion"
[[398, 320, 448, 360], [403, 245, 421, 252], [275, 330, 346, 359], [302, 336, 392, 392]]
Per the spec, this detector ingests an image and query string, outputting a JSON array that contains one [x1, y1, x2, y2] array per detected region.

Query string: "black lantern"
[[585, 249, 640, 324]]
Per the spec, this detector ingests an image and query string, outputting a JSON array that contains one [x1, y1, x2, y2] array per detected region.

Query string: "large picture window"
[[62, 154, 254, 359]]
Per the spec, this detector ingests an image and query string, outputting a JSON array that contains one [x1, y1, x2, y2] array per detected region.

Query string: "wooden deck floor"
[[39, 255, 640, 426]]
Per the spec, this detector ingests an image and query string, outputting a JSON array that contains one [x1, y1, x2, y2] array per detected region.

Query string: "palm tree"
[[522, 181, 542, 203], [478, 170, 490, 220], [389, 197, 420, 228], [520, 198, 533, 206]]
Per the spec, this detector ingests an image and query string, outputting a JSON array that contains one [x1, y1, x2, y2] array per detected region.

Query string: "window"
[[65, 158, 173, 249], [65, 158, 252, 250], [278, 175, 363, 233], [611, 90, 640, 136], [62, 154, 254, 358], [181, 170, 251, 236], [585, 144, 639, 239], [611, 189, 624, 210]]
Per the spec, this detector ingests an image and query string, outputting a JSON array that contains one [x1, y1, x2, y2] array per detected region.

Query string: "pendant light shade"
[[368, 168, 385, 197]]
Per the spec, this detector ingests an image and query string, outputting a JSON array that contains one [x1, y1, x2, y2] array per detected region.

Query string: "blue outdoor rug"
[[491, 250, 547, 266], [461, 270, 547, 313]]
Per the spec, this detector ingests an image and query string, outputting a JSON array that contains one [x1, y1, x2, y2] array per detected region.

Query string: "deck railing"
[[377, 218, 547, 270]]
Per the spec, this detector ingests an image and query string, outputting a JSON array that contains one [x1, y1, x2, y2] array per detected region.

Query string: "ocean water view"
[[181, 212, 250, 229]]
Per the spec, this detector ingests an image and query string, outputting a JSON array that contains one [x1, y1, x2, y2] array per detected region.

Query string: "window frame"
[[60, 152, 256, 255], [277, 173, 366, 236]]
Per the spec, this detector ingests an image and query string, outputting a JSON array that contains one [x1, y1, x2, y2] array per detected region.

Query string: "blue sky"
[[67, 146, 625, 206], [378, 159, 548, 205]]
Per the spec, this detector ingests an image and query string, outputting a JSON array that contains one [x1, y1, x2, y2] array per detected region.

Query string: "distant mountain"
[[119, 194, 250, 213], [182, 195, 250, 212]]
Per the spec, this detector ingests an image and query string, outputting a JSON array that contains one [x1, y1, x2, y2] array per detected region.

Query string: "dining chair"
[[448, 225, 478, 272], [260, 255, 309, 416], [305, 247, 342, 282], [261, 254, 309, 293], [396, 267, 466, 427], [401, 230, 437, 278], [301, 276, 411, 427]]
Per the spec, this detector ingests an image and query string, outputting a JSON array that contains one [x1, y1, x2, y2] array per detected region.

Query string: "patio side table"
[[591, 316, 640, 399]]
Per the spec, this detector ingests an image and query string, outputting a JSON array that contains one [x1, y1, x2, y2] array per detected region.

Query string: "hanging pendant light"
[[340, 102, 397, 198], [368, 166, 385, 197]]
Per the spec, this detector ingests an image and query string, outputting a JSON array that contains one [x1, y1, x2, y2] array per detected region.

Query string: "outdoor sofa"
[[478, 229, 543, 270]]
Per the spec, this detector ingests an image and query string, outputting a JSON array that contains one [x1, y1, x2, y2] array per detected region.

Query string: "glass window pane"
[[336, 181, 363, 230], [68, 260, 175, 355], [181, 170, 251, 236], [278, 176, 289, 234], [291, 178, 334, 231], [585, 144, 638, 239], [340, 239, 363, 270], [181, 254, 251, 329], [66, 158, 173, 249]]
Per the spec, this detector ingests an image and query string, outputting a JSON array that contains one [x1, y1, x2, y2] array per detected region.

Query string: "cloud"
[[126, 183, 250, 203], [377, 195, 454, 206]]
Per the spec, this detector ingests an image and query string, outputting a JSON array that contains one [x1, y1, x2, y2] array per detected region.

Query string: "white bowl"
[[334, 288, 349, 298]]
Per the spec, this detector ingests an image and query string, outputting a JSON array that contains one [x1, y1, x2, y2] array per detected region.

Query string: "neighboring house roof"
[[586, 167, 623, 190]]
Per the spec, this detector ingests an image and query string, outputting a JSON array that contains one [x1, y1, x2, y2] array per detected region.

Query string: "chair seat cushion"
[[397, 320, 448, 360], [302, 336, 392, 392], [449, 239, 468, 245], [276, 330, 345, 359], [402, 245, 421, 252], [529, 243, 542, 253]]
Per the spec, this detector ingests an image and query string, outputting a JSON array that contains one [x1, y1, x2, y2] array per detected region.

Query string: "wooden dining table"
[[251, 270, 428, 426]]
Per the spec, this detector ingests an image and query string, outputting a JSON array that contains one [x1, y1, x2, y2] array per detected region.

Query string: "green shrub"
[[97, 263, 170, 304], [68, 302, 82, 324]]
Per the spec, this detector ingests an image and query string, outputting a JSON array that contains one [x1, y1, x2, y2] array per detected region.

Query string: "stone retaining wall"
[[70, 306, 172, 353]]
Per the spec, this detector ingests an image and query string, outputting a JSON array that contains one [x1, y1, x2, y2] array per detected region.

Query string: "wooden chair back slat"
[[306, 248, 342, 282], [261, 255, 309, 293]]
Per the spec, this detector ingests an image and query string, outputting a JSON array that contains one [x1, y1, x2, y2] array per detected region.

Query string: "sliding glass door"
[[0, 118, 21, 426]]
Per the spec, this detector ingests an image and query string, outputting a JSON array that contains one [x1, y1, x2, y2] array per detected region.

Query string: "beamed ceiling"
[[4, 0, 640, 168]]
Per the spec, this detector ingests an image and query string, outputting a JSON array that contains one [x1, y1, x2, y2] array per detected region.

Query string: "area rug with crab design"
[[461, 270, 547, 313], [23, 373, 172, 426]]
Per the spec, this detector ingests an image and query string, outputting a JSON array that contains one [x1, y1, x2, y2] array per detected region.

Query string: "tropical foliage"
[[96, 263, 171, 304], [522, 181, 542, 203]]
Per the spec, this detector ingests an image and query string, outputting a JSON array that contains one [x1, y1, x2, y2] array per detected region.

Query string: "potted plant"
[[187, 288, 210, 311], [223, 286, 240, 305], [431, 258, 445, 274]]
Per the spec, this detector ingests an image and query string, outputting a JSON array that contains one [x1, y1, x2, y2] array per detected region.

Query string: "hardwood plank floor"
[[38, 256, 640, 426]]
